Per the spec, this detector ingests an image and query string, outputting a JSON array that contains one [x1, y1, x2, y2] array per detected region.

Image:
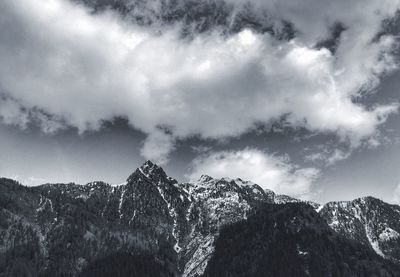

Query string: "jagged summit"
[[195, 175, 259, 188], [127, 160, 172, 183], [197, 174, 214, 183], [355, 195, 386, 204], [140, 160, 159, 170], [322, 196, 385, 209], [138, 160, 165, 176]]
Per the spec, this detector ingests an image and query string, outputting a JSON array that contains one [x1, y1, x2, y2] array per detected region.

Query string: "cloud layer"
[[188, 148, 319, 197], [0, 0, 399, 165]]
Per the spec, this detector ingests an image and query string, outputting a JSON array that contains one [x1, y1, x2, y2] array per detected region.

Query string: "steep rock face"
[[203, 203, 400, 277], [319, 197, 400, 262]]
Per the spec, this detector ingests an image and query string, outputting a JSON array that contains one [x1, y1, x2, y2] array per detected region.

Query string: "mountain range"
[[1, 161, 400, 276]]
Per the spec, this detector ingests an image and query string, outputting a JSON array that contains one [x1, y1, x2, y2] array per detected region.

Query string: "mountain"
[[320, 197, 400, 262], [0, 161, 273, 277], [0, 161, 400, 276]]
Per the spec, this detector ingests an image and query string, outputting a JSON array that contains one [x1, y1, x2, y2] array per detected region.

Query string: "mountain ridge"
[[1, 161, 400, 276]]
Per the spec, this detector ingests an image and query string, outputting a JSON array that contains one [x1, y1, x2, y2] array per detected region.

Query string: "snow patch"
[[156, 181, 181, 253], [365, 224, 385, 257], [379, 227, 400, 241], [118, 187, 127, 218], [297, 244, 308, 256], [112, 181, 127, 187]]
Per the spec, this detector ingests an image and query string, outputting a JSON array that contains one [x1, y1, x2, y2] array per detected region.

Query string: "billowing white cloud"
[[0, 0, 399, 162], [188, 148, 319, 198]]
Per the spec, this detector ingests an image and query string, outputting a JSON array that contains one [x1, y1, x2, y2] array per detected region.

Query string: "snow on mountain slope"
[[319, 197, 400, 261]]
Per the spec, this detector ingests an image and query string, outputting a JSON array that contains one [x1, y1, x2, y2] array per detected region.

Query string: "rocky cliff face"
[[0, 161, 400, 276]]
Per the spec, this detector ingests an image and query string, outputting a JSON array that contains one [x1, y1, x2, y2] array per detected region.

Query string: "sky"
[[1, 0, 400, 204]]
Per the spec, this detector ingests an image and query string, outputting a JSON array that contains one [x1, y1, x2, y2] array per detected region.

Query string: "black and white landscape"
[[2, 0, 400, 276], [1, 161, 400, 276]]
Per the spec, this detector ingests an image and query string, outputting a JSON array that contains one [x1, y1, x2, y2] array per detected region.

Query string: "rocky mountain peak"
[[197, 174, 214, 183], [126, 160, 176, 185], [139, 160, 163, 175]]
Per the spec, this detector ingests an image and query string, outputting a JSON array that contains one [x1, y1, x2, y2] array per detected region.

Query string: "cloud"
[[140, 129, 175, 165], [188, 148, 319, 198], [0, 97, 29, 128], [0, 95, 65, 133], [0, 0, 399, 162], [226, 0, 400, 43], [393, 184, 400, 204], [191, 145, 212, 154], [305, 148, 351, 166]]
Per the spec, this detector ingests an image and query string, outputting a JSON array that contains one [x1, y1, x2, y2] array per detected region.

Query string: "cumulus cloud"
[[0, 0, 399, 162], [188, 148, 319, 198]]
